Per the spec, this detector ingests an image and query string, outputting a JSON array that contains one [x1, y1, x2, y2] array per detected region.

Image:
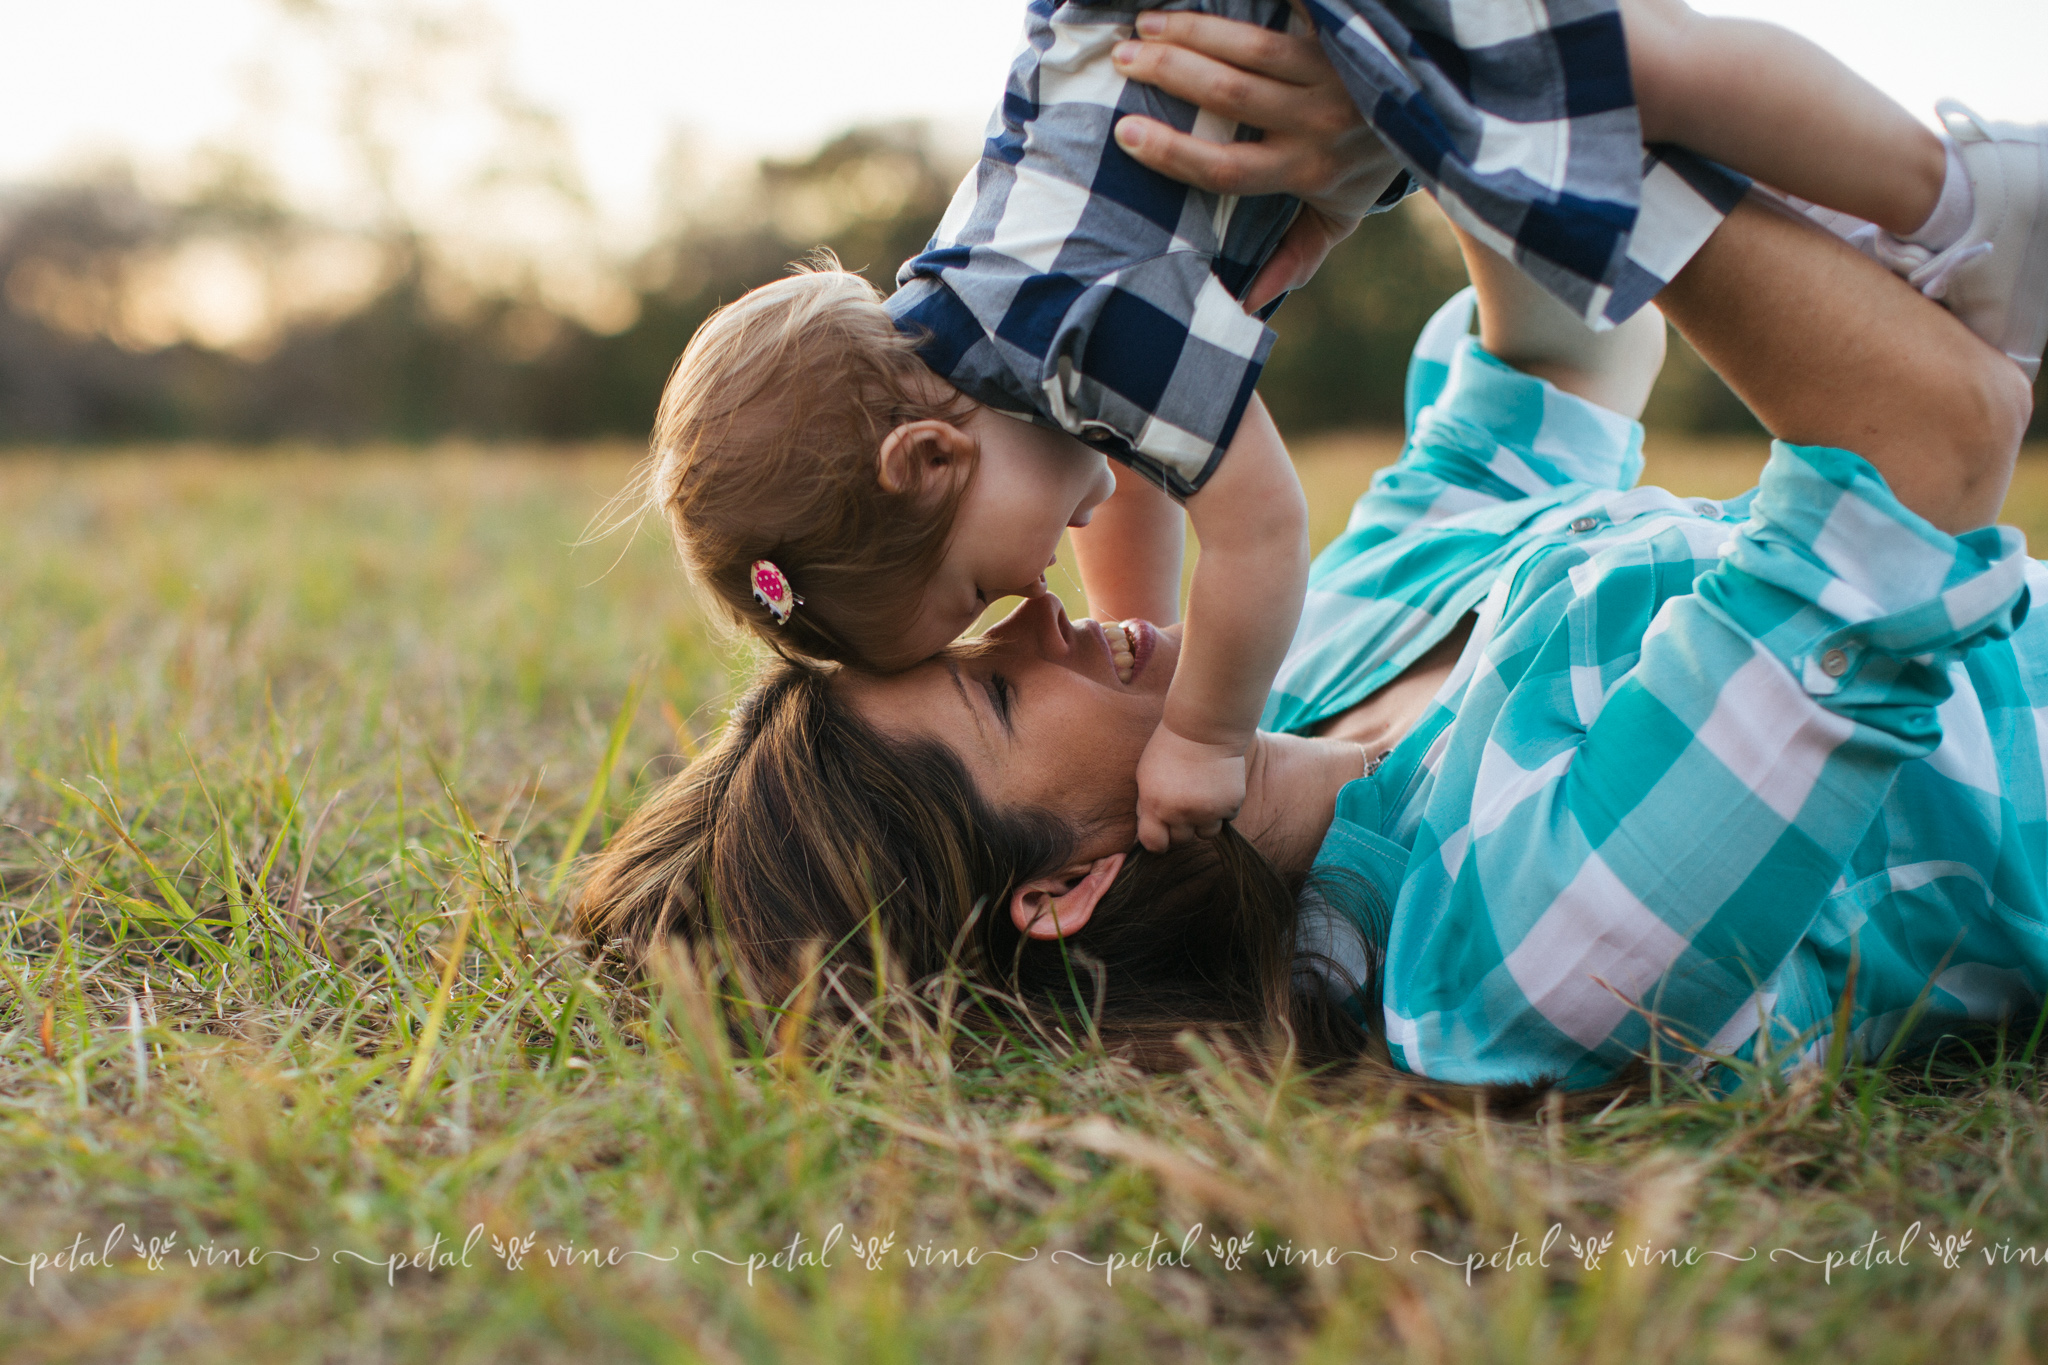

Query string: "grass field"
[[5, 438, 2048, 1363]]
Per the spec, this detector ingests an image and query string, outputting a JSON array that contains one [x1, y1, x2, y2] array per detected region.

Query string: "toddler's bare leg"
[[1070, 472, 1185, 625], [1658, 193, 2032, 533], [1622, 0, 1945, 236], [1453, 220, 1667, 418]]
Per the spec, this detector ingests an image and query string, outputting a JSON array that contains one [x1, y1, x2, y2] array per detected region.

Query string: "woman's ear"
[[876, 419, 976, 498], [1009, 852, 1127, 941]]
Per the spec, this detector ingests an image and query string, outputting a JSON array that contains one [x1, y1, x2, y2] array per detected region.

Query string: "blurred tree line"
[[1, 125, 2037, 447]]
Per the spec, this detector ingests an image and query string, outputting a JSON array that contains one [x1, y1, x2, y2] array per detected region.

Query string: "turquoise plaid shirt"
[[1285, 290, 2048, 1089]]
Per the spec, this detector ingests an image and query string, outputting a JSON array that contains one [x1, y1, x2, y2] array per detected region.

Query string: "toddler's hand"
[[1135, 724, 1247, 851]]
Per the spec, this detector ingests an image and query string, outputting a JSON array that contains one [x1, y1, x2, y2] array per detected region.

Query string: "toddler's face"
[[889, 406, 1115, 668]]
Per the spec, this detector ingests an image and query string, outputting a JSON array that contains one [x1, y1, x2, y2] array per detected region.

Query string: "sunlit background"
[[0, 0, 2042, 443]]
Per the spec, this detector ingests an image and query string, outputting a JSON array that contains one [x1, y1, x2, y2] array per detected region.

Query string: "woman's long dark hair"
[[576, 659, 1381, 1072]]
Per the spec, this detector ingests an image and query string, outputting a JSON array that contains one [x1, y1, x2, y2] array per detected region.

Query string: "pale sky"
[[2, 0, 2044, 243]]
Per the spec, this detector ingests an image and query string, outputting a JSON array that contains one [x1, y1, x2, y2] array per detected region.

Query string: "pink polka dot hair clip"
[[750, 560, 802, 626]]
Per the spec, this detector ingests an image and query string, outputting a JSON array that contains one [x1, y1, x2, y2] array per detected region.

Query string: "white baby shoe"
[[1896, 101, 2048, 382], [1784, 102, 2048, 381]]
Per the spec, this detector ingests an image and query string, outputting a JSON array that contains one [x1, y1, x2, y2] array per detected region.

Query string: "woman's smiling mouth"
[[1102, 618, 1156, 684]]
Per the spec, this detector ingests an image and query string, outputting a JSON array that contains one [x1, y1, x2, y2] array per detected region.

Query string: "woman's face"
[[839, 594, 1180, 850]]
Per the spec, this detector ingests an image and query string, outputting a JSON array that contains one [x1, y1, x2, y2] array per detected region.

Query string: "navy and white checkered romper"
[[888, 0, 1750, 497]]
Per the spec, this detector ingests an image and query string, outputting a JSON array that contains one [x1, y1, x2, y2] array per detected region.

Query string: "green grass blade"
[[546, 671, 645, 900], [398, 894, 481, 1112]]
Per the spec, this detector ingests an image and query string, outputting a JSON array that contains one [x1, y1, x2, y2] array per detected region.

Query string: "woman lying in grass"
[[579, 25, 2043, 1090]]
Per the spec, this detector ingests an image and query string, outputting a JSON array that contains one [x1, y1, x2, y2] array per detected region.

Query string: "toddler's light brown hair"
[[642, 259, 976, 669]]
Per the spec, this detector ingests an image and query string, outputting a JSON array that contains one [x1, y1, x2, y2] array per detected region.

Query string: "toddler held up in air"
[[644, 0, 2048, 853]]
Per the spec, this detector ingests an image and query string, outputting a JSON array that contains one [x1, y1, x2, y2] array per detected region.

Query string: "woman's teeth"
[[1105, 620, 1135, 683]]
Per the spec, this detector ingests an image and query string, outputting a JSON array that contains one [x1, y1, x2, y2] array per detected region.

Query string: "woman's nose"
[[985, 591, 1071, 655]]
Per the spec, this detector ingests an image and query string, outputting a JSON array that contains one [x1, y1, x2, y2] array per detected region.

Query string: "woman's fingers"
[[1132, 8, 1326, 84], [1114, 115, 1295, 197], [1113, 35, 1307, 130], [1115, 9, 1394, 227]]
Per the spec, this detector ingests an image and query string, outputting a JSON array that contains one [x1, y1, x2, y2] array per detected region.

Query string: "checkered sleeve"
[[891, 1, 1405, 498], [1381, 443, 2031, 1087]]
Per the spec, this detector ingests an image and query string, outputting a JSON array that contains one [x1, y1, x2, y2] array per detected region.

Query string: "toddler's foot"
[[1902, 102, 2048, 381], [1781, 103, 2048, 381]]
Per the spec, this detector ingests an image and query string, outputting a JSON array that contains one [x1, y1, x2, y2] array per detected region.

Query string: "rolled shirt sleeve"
[[1705, 442, 2031, 736], [1266, 288, 1648, 734], [1373, 441, 2030, 1088]]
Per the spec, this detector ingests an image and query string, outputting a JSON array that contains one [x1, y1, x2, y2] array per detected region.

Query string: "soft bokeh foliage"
[[14, 126, 2011, 450]]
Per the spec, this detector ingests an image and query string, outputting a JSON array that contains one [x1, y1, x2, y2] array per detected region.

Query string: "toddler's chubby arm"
[[1136, 395, 1307, 850], [1070, 472, 1184, 626]]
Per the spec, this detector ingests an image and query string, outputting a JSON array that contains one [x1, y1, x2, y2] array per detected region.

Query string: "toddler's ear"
[[1009, 853, 1127, 941], [877, 419, 976, 498]]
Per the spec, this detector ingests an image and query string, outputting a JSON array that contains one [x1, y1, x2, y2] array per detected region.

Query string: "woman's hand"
[[1110, 5, 1403, 310]]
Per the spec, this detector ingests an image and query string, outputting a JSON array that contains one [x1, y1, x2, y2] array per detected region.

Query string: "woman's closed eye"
[[983, 673, 1014, 731]]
